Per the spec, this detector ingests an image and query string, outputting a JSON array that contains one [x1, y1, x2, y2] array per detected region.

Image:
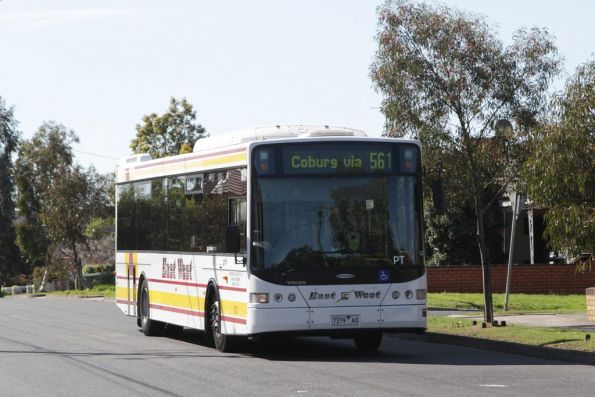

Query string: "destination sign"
[[253, 143, 419, 175], [283, 146, 395, 174]]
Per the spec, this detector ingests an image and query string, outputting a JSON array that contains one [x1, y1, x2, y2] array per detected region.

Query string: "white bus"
[[115, 125, 426, 352]]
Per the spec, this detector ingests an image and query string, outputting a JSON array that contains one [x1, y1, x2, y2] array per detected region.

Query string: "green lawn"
[[428, 316, 595, 352], [429, 292, 586, 314], [48, 284, 115, 298]]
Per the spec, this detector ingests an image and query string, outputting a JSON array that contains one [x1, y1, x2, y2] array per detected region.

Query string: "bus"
[[115, 125, 426, 352]]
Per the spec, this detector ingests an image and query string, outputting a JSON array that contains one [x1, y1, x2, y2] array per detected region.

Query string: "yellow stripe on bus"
[[133, 252, 138, 276], [185, 152, 246, 170], [149, 290, 205, 312], [116, 286, 128, 300], [116, 286, 247, 318], [149, 290, 247, 318], [220, 299, 247, 318], [130, 152, 247, 180]]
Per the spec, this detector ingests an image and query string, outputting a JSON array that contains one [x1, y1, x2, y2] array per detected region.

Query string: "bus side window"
[[229, 196, 247, 252], [116, 184, 136, 251], [194, 168, 247, 253]]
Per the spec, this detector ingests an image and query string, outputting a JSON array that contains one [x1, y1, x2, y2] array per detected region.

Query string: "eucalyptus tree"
[[130, 97, 207, 159], [41, 165, 95, 289], [15, 122, 78, 269], [371, 0, 561, 322], [524, 59, 595, 262], [0, 97, 21, 279]]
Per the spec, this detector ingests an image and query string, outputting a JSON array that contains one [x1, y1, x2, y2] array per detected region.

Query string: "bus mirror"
[[226, 225, 240, 253]]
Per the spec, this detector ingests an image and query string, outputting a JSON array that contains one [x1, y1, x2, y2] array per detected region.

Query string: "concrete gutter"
[[393, 332, 595, 366]]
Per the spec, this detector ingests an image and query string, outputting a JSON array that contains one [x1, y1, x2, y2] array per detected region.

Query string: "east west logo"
[[308, 290, 381, 301], [309, 292, 336, 300]]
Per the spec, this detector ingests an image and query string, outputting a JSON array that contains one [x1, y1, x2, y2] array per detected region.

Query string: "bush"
[[81, 263, 115, 289], [82, 272, 115, 289], [9, 274, 30, 286], [83, 263, 115, 274], [32, 266, 46, 290]]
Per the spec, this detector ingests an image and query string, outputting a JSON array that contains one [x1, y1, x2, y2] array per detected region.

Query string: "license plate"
[[331, 314, 360, 327]]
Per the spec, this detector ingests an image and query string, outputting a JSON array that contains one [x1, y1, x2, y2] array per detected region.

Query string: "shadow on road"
[[1, 327, 580, 367], [163, 329, 578, 366]]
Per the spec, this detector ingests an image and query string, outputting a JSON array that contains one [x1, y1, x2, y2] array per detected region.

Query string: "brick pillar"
[[587, 288, 595, 321]]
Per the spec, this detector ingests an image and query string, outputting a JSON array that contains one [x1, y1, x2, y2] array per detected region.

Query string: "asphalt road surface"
[[0, 296, 593, 397]]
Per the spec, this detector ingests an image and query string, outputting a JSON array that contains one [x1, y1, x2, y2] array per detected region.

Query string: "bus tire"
[[354, 332, 382, 351], [139, 279, 164, 336], [208, 289, 236, 352]]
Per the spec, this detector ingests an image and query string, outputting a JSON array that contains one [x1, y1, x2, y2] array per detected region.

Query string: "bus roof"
[[117, 125, 413, 183], [193, 125, 367, 152]]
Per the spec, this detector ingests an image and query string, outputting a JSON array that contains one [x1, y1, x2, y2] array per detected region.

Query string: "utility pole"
[[504, 191, 523, 311]]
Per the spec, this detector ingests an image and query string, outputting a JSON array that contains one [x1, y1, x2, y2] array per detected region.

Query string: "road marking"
[[480, 384, 507, 388], [8, 315, 30, 321]]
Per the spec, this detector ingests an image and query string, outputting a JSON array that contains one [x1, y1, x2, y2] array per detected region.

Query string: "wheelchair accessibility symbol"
[[378, 269, 390, 283]]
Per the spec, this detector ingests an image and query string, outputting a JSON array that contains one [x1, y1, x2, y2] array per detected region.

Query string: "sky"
[[1, 0, 593, 174]]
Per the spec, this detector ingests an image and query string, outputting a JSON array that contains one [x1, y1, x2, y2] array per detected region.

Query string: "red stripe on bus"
[[146, 278, 247, 292], [116, 299, 133, 305], [221, 315, 247, 325], [150, 305, 246, 325], [134, 147, 245, 170], [116, 276, 129, 280], [147, 278, 208, 288], [219, 285, 247, 292]]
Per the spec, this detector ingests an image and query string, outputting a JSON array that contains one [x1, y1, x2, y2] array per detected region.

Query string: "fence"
[[427, 263, 595, 294], [1, 285, 36, 296]]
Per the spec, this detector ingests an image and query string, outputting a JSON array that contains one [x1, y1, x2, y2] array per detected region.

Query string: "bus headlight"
[[274, 293, 283, 302], [250, 293, 269, 304], [416, 289, 427, 300], [405, 290, 413, 300], [392, 290, 400, 300], [288, 293, 296, 302]]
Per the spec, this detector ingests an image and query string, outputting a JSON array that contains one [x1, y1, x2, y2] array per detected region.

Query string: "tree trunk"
[[72, 242, 83, 290], [475, 193, 494, 324]]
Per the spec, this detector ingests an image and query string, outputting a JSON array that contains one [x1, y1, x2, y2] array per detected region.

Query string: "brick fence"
[[427, 264, 595, 294]]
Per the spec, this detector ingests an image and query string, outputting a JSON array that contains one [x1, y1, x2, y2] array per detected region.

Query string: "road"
[[0, 296, 593, 397]]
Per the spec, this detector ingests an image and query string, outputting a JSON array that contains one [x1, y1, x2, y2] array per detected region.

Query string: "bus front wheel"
[[208, 290, 236, 352], [353, 332, 383, 351]]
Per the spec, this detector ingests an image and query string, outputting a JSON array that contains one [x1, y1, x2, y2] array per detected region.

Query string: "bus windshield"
[[251, 174, 424, 285]]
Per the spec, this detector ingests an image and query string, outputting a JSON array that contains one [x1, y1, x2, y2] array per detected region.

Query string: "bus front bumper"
[[246, 304, 426, 335]]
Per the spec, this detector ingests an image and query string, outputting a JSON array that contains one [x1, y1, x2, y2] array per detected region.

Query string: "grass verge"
[[48, 284, 115, 299], [428, 316, 595, 352], [429, 292, 586, 314]]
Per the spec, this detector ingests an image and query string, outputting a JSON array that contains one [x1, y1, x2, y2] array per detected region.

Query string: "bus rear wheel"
[[354, 332, 383, 351], [140, 279, 164, 336]]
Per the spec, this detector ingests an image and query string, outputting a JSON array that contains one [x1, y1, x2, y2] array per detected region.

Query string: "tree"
[[370, 0, 561, 322], [86, 167, 115, 219], [524, 59, 595, 260], [82, 169, 115, 269], [15, 122, 78, 269], [16, 122, 115, 288], [423, 148, 505, 267], [130, 97, 207, 159], [42, 166, 95, 289], [0, 96, 21, 280]]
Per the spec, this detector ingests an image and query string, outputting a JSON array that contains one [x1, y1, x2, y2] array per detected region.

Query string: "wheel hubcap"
[[211, 301, 221, 337], [141, 289, 149, 325]]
